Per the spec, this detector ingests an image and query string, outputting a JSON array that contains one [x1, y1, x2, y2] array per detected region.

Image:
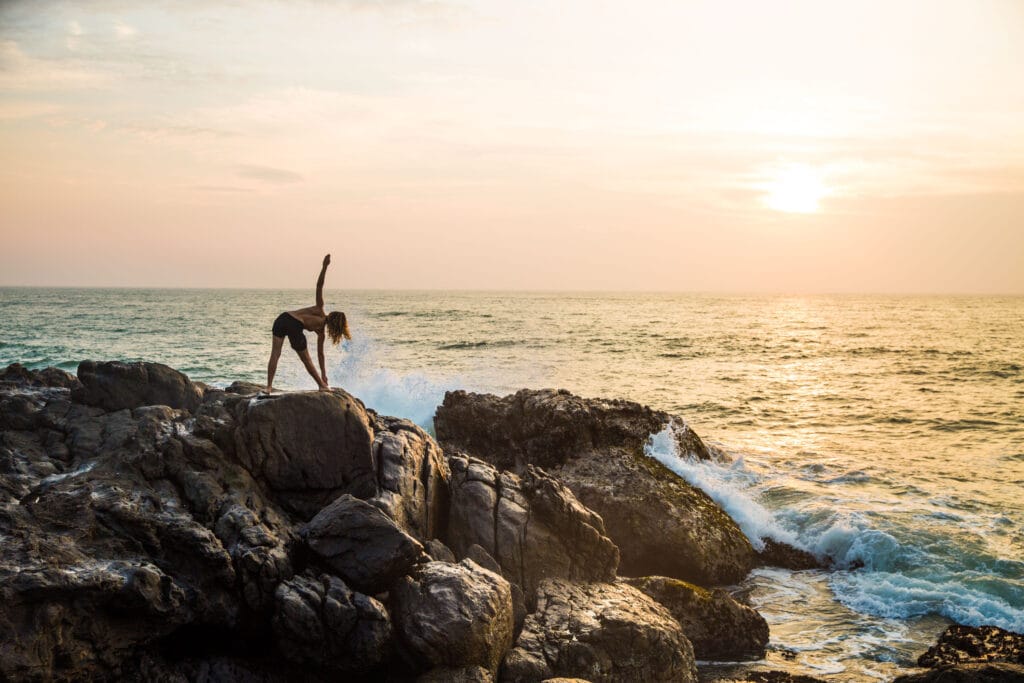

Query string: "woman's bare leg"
[[297, 348, 328, 390], [267, 335, 285, 392]]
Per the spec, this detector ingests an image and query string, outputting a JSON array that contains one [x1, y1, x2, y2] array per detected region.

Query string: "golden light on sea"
[[763, 165, 828, 214]]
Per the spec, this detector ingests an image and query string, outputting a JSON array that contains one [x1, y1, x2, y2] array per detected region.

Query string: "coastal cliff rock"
[[73, 360, 202, 412], [445, 452, 619, 597], [501, 578, 697, 683], [436, 388, 755, 585], [1, 362, 776, 682], [623, 576, 769, 661], [391, 559, 515, 673]]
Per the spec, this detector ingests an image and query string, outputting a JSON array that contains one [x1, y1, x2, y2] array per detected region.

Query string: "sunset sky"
[[2, 0, 1022, 292]]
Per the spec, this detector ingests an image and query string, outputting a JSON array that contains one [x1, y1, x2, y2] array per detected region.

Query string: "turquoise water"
[[2, 287, 1022, 680]]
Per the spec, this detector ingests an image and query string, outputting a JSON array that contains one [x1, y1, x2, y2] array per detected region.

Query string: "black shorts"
[[272, 313, 307, 351]]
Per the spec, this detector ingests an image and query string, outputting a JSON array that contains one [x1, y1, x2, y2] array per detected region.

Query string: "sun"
[[763, 165, 827, 214]]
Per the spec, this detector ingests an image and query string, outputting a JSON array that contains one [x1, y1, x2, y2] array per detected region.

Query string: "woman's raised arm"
[[316, 253, 330, 307]]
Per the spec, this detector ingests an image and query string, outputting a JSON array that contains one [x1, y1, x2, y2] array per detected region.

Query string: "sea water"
[[2, 288, 1022, 680]]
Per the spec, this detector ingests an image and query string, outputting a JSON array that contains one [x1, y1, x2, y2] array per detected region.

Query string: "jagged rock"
[[392, 560, 514, 673], [501, 578, 697, 683], [0, 376, 295, 680], [757, 539, 826, 570], [623, 576, 769, 660], [73, 360, 203, 411], [893, 663, 1024, 682], [918, 625, 1024, 667], [368, 414, 450, 542], [301, 494, 426, 594], [272, 572, 392, 674], [445, 453, 618, 598], [737, 673, 828, 683], [425, 538, 457, 563], [436, 388, 710, 470], [230, 390, 376, 519], [436, 389, 753, 586]]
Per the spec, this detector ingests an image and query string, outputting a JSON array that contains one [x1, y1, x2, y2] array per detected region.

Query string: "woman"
[[266, 254, 351, 393]]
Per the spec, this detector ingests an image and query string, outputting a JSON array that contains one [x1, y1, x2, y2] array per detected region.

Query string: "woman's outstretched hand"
[[323, 253, 331, 268]]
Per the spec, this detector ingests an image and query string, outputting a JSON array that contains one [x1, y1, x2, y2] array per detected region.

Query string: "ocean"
[[2, 287, 1022, 681]]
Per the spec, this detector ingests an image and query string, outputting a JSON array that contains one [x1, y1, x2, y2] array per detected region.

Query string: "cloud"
[[113, 22, 137, 38], [0, 40, 108, 90], [236, 164, 304, 184]]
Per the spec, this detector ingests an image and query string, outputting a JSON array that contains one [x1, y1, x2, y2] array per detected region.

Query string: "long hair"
[[326, 311, 351, 345]]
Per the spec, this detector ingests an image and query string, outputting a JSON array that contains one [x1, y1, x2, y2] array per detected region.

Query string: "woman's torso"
[[285, 306, 325, 331]]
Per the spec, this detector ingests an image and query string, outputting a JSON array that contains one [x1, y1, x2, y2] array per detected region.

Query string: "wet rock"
[[301, 494, 426, 594], [368, 414, 450, 542], [735, 673, 828, 683], [436, 388, 710, 470], [893, 662, 1024, 682], [501, 578, 697, 683], [392, 560, 514, 674], [231, 390, 376, 519], [224, 380, 265, 395], [624, 576, 769, 661], [272, 572, 392, 675], [756, 539, 826, 571], [445, 453, 618, 598], [73, 360, 202, 412], [436, 389, 754, 586], [918, 625, 1024, 667]]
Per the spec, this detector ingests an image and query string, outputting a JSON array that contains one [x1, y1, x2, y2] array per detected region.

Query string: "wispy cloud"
[[0, 40, 109, 90], [236, 164, 304, 184]]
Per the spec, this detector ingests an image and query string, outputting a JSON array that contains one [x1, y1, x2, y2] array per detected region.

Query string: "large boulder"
[[368, 414, 450, 542], [73, 360, 202, 411], [436, 389, 755, 585], [446, 453, 618, 598], [301, 494, 426, 594], [624, 576, 769, 660], [231, 390, 376, 519], [272, 573, 392, 675], [435, 388, 710, 470], [391, 560, 514, 674], [501, 579, 697, 683]]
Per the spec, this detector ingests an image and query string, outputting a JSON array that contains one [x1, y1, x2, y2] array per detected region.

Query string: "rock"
[[368, 414, 450, 542], [757, 539, 826, 570], [501, 579, 697, 683], [0, 363, 81, 389], [436, 389, 754, 586], [436, 388, 710, 470], [392, 560, 514, 674], [301, 494, 426, 594], [465, 543, 502, 574], [918, 625, 1024, 668], [224, 380, 265, 395], [231, 390, 376, 519], [623, 576, 769, 661], [893, 662, 1024, 682], [425, 538, 457, 563], [445, 453, 618, 598], [73, 360, 202, 411], [272, 573, 392, 675], [0, 379, 296, 680], [737, 673, 828, 683]]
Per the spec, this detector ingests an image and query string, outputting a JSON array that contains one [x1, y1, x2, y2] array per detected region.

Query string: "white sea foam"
[[328, 334, 464, 429], [644, 423, 801, 552]]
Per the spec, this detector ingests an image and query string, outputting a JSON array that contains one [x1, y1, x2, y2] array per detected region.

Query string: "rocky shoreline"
[[1, 361, 1021, 682]]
